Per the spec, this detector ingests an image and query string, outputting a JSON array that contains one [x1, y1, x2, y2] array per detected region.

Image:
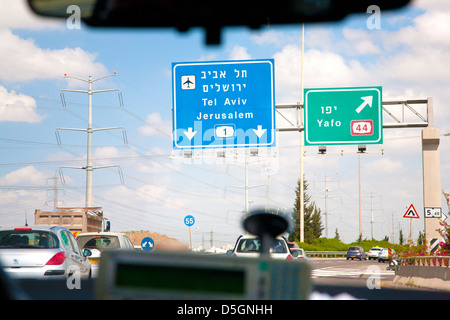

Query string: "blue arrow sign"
[[141, 237, 154, 251], [172, 59, 276, 149]]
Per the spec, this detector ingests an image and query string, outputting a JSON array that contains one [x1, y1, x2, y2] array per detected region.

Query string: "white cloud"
[[251, 30, 285, 46], [0, 29, 108, 83], [137, 112, 171, 137], [0, 166, 46, 185], [363, 157, 405, 174], [413, 0, 450, 12], [228, 45, 251, 60], [0, 86, 44, 122], [273, 44, 372, 102], [342, 28, 381, 55], [0, 0, 62, 30]]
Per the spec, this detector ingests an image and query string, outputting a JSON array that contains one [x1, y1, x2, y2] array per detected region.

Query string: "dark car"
[[346, 246, 367, 260]]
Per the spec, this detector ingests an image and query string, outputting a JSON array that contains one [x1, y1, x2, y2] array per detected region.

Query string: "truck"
[[34, 207, 104, 235]]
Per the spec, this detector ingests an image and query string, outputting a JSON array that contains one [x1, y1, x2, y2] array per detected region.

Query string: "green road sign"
[[304, 87, 383, 146]]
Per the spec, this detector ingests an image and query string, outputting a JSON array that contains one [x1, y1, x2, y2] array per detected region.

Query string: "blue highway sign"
[[172, 59, 276, 149]]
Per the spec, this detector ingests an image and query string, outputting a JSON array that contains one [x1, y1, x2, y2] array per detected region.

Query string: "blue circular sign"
[[141, 237, 154, 251], [184, 215, 195, 227]]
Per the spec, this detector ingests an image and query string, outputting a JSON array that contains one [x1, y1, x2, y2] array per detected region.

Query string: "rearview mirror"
[[28, 0, 411, 45]]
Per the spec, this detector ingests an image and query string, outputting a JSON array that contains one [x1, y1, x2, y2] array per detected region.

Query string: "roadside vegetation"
[[290, 185, 450, 256], [295, 237, 407, 253]]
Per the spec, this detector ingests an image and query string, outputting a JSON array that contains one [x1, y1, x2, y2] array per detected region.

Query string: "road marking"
[[312, 266, 394, 279]]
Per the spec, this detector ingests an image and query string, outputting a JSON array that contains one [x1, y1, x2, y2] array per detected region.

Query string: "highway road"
[[8, 256, 450, 300], [309, 258, 450, 300]]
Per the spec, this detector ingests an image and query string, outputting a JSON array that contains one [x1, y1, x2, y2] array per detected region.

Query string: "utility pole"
[[370, 192, 374, 240], [325, 175, 329, 238], [46, 170, 62, 210], [57, 73, 127, 207], [318, 174, 337, 238], [226, 149, 266, 212]]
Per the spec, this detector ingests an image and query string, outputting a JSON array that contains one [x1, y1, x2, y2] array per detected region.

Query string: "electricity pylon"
[[57, 73, 127, 207]]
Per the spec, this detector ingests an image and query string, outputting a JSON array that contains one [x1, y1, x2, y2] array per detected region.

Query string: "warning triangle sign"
[[403, 204, 420, 219]]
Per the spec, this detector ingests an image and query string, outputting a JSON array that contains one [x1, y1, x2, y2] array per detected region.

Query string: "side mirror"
[[291, 250, 298, 257], [83, 248, 92, 257], [104, 220, 110, 232], [226, 250, 233, 256]]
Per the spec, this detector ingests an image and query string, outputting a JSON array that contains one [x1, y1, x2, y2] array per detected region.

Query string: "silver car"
[[0, 226, 92, 279], [76, 232, 135, 277]]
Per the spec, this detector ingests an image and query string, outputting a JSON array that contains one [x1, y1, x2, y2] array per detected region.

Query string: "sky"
[[0, 0, 449, 248]]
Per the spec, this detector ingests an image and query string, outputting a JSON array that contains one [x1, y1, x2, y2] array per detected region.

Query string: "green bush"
[[295, 238, 407, 252]]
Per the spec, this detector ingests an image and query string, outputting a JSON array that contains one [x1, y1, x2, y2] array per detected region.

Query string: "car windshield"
[[0, 230, 59, 249], [237, 239, 287, 253], [348, 247, 360, 251], [77, 235, 120, 251]]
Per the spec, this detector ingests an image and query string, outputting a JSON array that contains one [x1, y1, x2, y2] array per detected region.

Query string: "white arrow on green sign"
[[304, 86, 383, 145]]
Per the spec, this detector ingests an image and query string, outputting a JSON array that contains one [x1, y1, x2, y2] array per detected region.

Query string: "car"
[[287, 241, 300, 250], [367, 246, 384, 260], [290, 248, 307, 260], [76, 232, 135, 277], [227, 235, 294, 260], [378, 248, 395, 263], [0, 226, 92, 279], [346, 246, 367, 260]]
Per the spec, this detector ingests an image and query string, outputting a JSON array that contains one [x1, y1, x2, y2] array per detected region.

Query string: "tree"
[[417, 230, 425, 246], [334, 228, 341, 241], [289, 177, 324, 243], [399, 229, 405, 245]]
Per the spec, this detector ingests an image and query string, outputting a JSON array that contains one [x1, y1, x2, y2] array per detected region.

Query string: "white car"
[[228, 235, 294, 260], [378, 248, 395, 263], [76, 232, 135, 277], [0, 226, 92, 279], [367, 247, 384, 260], [290, 248, 308, 260]]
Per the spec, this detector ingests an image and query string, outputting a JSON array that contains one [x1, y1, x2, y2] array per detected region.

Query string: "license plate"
[[89, 258, 100, 264]]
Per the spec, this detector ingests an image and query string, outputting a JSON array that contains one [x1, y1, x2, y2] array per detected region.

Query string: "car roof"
[[76, 232, 127, 237], [238, 234, 286, 240], [0, 225, 67, 232]]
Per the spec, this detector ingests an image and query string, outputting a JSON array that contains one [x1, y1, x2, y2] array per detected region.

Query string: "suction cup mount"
[[242, 207, 291, 257]]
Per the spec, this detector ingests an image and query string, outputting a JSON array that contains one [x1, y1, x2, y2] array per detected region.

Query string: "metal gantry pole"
[[299, 23, 305, 243]]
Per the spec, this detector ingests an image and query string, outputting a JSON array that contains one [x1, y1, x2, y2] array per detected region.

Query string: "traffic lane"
[[309, 258, 450, 300], [310, 258, 395, 288]]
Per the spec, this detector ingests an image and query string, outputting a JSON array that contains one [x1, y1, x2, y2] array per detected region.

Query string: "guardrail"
[[306, 251, 347, 258], [394, 256, 450, 291], [398, 256, 450, 267]]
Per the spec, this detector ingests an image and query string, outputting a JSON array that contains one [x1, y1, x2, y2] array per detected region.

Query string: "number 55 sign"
[[184, 215, 195, 227]]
